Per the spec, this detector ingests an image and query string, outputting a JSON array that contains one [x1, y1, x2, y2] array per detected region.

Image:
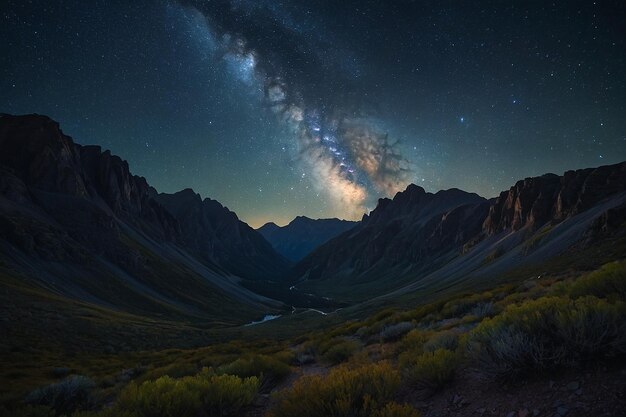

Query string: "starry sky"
[[1, 0, 625, 227]]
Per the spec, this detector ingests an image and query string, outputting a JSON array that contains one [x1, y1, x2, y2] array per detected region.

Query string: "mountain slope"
[[258, 216, 357, 262], [155, 189, 290, 279], [292, 164, 626, 302], [0, 114, 285, 335], [290, 186, 488, 298]]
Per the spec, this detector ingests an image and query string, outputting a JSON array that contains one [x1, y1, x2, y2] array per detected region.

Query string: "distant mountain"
[[258, 216, 357, 262], [155, 189, 289, 279], [291, 164, 626, 302], [290, 187, 488, 292], [0, 114, 285, 341]]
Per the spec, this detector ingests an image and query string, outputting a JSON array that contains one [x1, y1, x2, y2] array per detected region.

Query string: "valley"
[[0, 114, 624, 416]]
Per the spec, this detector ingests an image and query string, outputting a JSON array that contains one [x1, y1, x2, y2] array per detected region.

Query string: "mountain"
[[291, 164, 626, 302], [258, 216, 358, 262], [155, 189, 290, 279], [0, 114, 287, 350], [289, 186, 488, 299]]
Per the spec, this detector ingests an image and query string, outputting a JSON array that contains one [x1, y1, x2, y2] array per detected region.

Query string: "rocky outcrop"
[[0, 114, 284, 324], [258, 216, 357, 262], [292, 162, 626, 294], [483, 163, 626, 234]]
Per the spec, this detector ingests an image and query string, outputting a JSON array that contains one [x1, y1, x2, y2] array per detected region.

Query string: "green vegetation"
[[569, 260, 626, 300], [25, 375, 95, 415], [116, 369, 258, 417], [217, 354, 291, 391], [268, 363, 401, 417], [401, 349, 458, 394], [320, 339, 362, 365], [469, 296, 626, 378], [3, 259, 626, 416]]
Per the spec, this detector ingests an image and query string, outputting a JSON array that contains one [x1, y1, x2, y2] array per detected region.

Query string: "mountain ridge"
[[290, 162, 626, 301], [258, 216, 358, 262], [0, 114, 286, 331]]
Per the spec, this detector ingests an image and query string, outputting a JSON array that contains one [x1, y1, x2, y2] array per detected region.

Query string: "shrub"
[[401, 349, 458, 395], [372, 402, 422, 417], [422, 331, 458, 353], [469, 296, 626, 378], [25, 375, 96, 415], [469, 302, 495, 319], [398, 329, 430, 354], [380, 322, 414, 342], [217, 354, 291, 391], [570, 261, 626, 300], [322, 339, 361, 365], [138, 362, 198, 383], [117, 368, 258, 417], [268, 362, 400, 417]]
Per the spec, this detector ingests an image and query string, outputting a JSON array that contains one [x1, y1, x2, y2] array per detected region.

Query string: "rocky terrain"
[[0, 114, 287, 328], [291, 162, 626, 301]]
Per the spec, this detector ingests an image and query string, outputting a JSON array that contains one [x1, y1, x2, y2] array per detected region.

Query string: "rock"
[[453, 394, 463, 405], [556, 406, 568, 416]]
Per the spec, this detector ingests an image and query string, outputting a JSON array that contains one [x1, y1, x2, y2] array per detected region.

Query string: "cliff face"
[[0, 114, 180, 244], [291, 162, 626, 300], [0, 114, 284, 324], [483, 163, 626, 235]]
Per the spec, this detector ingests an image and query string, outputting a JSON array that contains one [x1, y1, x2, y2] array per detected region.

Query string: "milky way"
[[173, 2, 411, 216], [2, 0, 625, 227]]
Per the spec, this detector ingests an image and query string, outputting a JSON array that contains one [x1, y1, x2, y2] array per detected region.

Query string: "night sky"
[[2, 1, 625, 227]]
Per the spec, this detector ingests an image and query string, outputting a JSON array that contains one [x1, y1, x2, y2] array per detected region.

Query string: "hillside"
[[0, 114, 289, 351], [291, 164, 626, 302]]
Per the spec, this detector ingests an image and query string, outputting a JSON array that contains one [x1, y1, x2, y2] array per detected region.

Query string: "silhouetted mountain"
[[0, 114, 284, 334], [291, 164, 626, 301], [483, 166, 626, 234], [291, 186, 487, 284], [155, 189, 290, 279], [258, 216, 357, 262]]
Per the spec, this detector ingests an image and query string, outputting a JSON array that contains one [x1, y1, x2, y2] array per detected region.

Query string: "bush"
[[322, 339, 362, 365], [380, 322, 414, 342], [570, 261, 626, 300], [469, 302, 495, 319], [268, 362, 400, 417], [422, 331, 458, 353], [372, 402, 422, 417], [217, 354, 291, 391], [401, 349, 458, 395], [398, 329, 430, 354], [117, 368, 258, 417], [25, 375, 96, 415], [469, 296, 626, 378]]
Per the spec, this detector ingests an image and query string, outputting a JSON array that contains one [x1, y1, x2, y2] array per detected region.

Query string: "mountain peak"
[[258, 217, 358, 262]]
